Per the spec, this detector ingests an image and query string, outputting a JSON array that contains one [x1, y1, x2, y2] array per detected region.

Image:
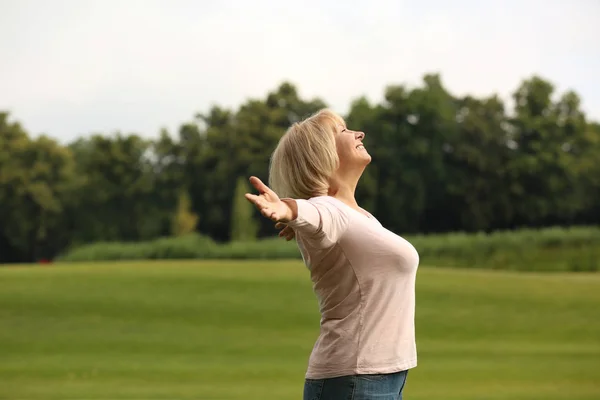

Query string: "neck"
[[328, 171, 362, 209]]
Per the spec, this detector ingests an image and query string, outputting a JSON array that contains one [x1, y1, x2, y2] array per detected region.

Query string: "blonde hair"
[[269, 109, 344, 199]]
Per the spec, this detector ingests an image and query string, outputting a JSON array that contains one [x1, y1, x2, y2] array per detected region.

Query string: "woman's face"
[[334, 123, 371, 169]]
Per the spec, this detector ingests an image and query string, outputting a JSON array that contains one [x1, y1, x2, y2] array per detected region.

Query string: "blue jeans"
[[303, 370, 408, 400]]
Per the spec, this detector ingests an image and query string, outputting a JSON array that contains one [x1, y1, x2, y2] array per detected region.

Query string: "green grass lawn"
[[0, 261, 599, 399]]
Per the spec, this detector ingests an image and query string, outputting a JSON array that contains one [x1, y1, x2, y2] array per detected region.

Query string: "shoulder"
[[307, 196, 351, 217], [308, 195, 345, 208]]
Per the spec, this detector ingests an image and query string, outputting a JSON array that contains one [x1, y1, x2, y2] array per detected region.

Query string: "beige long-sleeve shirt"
[[286, 196, 420, 380]]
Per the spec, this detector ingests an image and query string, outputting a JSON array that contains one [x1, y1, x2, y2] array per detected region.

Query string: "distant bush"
[[58, 234, 300, 262], [408, 226, 600, 272], [57, 227, 600, 272]]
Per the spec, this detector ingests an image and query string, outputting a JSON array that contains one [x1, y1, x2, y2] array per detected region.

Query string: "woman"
[[244, 109, 419, 400]]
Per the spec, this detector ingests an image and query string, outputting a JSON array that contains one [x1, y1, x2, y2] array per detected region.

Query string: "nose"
[[356, 131, 365, 140]]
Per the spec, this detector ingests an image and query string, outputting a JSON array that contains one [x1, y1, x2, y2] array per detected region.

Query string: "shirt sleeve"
[[285, 198, 350, 248]]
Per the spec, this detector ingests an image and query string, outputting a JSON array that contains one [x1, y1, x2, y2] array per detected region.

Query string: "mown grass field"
[[1, 260, 599, 399]]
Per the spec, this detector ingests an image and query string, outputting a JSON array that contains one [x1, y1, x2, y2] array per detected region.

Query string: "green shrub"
[[57, 226, 600, 272]]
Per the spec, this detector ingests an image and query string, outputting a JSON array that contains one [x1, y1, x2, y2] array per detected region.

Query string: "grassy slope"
[[0, 260, 599, 399]]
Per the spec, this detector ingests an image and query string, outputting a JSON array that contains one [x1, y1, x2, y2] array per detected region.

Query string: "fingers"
[[244, 193, 275, 221], [245, 193, 265, 210], [244, 177, 284, 223], [284, 230, 295, 241], [244, 193, 258, 203], [249, 176, 271, 195], [260, 206, 278, 221], [245, 193, 268, 210], [277, 225, 295, 241]]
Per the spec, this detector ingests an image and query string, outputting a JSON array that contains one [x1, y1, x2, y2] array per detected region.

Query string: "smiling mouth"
[[356, 144, 366, 150]]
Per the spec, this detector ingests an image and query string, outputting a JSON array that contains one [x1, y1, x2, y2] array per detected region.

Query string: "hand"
[[244, 176, 293, 222], [275, 222, 295, 241]]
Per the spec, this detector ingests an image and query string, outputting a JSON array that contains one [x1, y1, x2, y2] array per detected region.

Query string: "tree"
[[445, 94, 513, 231], [152, 128, 187, 236], [508, 77, 589, 227], [2, 74, 600, 263], [573, 121, 600, 224], [0, 112, 80, 262], [230, 177, 258, 241], [347, 74, 460, 234], [184, 82, 326, 242], [184, 107, 234, 242], [68, 133, 164, 244], [171, 190, 198, 236]]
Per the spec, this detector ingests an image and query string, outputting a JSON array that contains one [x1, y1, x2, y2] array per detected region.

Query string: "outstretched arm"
[[244, 176, 297, 223], [244, 176, 349, 248]]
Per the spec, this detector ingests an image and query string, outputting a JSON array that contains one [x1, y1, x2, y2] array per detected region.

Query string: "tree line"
[[1, 73, 599, 263]]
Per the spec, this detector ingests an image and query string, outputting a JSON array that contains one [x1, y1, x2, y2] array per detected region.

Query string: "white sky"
[[1, 0, 599, 143]]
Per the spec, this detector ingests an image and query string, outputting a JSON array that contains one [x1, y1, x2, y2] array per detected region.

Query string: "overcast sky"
[[1, 0, 599, 143]]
